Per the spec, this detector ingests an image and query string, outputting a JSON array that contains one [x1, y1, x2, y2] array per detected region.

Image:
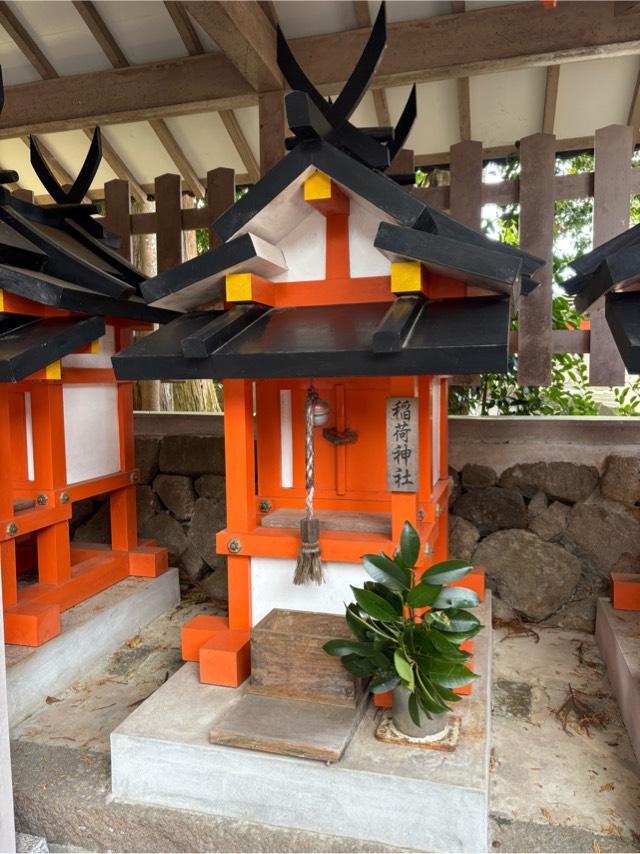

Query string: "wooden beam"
[[219, 110, 259, 184], [627, 60, 640, 140], [450, 2, 466, 12], [542, 65, 560, 135], [165, 2, 259, 186], [456, 77, 471, 141], [3, 3, 640, 136], [183, 1, 282, 92], [0, 2, 56, 79], [148, 119, 205, 198], [72, 1, 127, 68], [259, 89, 285, 177]]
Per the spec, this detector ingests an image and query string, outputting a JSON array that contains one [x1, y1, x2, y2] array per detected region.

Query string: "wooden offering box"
[[248, 609, 367, 708]]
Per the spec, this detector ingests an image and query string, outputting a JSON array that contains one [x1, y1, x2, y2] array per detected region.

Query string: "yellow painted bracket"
[[391, 261, 423, 294], [226, 272, 254, 302], [304, 170, 332, 202], [45, 360, 62, 381]]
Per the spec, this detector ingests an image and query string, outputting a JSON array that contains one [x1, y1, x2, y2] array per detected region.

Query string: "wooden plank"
[[457, 77, 472, 141], [183, 0, 281, 92], [207, 167, 236, 251], [104, 179, 132, 262], [591, 124, 632, 385], [72, 1, 127, 68], [627, 60, 640, 141], [386, 397, 419, 492], [163, 1, 203, 55], [542, 65, 560, 135], [518, 133, 556, 386], [149, 118, 205, 198], [259, 89, 285, 177], [155, 173, 183, 273], [449, 140, 482, 228], [0, 1, 56, 79], [3, 4, 640, 136]]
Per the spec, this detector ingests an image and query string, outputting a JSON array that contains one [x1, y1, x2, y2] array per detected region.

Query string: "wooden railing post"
[[518, 133, 556, 386], [449, 140, 483, 229], [154, 173, 183, 273], [591, 124, 632, 386], [104, 179, 132, 262], [207, 167, 236, 251]]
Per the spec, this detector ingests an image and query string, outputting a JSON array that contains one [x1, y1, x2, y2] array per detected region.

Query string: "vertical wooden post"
[[591, 125, 632, 386], [259, 90, 285, 178], [450, 140, 483, 386], [518, 133, 556, 386], [104, 179, 132, 262], [223, 379, 256, 631], [155, 173, 183, 273], [207, 167, 236, 251], [449, 140, 482, 229]]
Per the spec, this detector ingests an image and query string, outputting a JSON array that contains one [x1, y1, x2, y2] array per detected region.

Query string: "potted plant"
[[323, 521, 483, 739]]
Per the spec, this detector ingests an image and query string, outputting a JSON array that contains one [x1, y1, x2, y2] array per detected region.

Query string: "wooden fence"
[[90, 123, 639, 388]]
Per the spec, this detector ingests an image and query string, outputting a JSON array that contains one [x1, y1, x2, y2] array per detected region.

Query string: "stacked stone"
[[72, 434, 228, 599], [448, 457, 640, 631]]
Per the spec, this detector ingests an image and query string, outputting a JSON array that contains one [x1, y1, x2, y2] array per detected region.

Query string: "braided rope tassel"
[[294, 386, 325, 586]]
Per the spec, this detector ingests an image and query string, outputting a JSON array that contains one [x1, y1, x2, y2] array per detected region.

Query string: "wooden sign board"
[[386, 397, 419, 492]]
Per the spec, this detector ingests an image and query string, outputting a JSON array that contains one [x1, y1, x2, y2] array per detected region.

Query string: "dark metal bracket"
[[322, 427, 358, 446]]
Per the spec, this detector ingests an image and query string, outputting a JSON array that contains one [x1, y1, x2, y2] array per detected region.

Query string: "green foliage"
[[323, 522, 482, 725], [449, 152, 640, 417]]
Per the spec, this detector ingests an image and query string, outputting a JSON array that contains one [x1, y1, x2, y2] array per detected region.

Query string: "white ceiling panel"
[[100, 122, 177, 185], [275, 1, 358, 37], [36, 129, 117, 190], [7, 0, 111, 76], [163, 113, 246, 176], [0, 21, 41, 85], [233, 106, 260, 164], [554, 56, 640, 140], [471, 66, 546, 147], [0, 137, 47, 195], [387, 81, 459, 154], [92, 1, 186, 65], [351, 92, 379, 128]]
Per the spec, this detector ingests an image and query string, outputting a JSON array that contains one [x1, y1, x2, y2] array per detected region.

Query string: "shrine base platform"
[[6, 568, 180, 727], [111, 596, 492, 853], [595, 597, 640, 763]]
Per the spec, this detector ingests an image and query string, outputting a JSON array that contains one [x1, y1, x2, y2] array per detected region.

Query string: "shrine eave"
[[563, 244, 640, 313], [112, 296, 511, 381], [605, 292, 640, 373], [0, 313, 105, 382]]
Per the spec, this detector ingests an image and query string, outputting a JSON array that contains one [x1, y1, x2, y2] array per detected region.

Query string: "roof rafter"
[[73, 0, 203, 197], [164, 1, 259, 185], [2, 3, 640, 139], [627, 60, 640, 141], [183, 0, 282, 92], [0, 0, 146, 202], [542, 65, 560, 135]]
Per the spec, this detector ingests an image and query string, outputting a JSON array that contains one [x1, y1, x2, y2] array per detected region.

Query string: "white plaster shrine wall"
[[348, 199, 393, 278], [61, 325, 115, 369], [251, 557, 369, 625], [63, 384, 121, 484]]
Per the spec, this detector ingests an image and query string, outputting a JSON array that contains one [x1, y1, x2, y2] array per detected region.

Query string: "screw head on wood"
[[227, 538, 242, 554], [131, 472, 139, 483], [60, 492, 70, 503], [36, 494, 48, 506], [259, 500, 272, 513], [6, 522, 18, 536], [417, 508, 425, 521]]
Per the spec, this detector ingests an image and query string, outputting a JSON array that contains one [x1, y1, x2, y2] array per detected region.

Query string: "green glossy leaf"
[[399, 521, 420, 569], [370, 672, 400, 693], [429, 683, 462, 705], [432, 586, 480, 610], [362, 553, 411, 591], [352, 586, 400, 622], [323, 639, 377, 657], [345, 603, 369, 641], [393, 649, 414, 690], [362, 582, 404, 615], [406, 583, 442, 608], [409, 691, 421, 726], [340, 654, 376, 677], [416, 675, 449, 714], [435, 624, 483, 644], [427, 628, 468, 659], [429, 661, 478, 688], [422, 559, 473, 585], [432, 608, 481, 633]]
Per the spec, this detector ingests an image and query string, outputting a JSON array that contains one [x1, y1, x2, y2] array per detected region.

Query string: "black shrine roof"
[[0, 313, 104, 382], [112, 296, 511, 381], [605, 292, 640, 373]]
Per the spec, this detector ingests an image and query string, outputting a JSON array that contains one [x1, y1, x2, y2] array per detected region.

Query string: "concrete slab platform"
[[7, 569, 180, 727], [596, 597, 640, 763], [111, 596, 492, 853]]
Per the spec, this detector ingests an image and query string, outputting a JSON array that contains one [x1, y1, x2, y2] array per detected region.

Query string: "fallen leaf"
[[599, 782, 615, 792], [592, 842, 601, 854], [45, 696, 61, 704], [124, 634, 143, 648], [541, 808, 557, 825]]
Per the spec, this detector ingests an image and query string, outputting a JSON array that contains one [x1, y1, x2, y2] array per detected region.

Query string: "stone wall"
[[71, 415, 640, 633], [449, 457, 640, 631]]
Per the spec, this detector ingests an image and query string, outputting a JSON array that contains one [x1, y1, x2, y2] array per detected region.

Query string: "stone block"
[[194, 474, 227, 500], [528, 500, 569, 542], [188, 497, 226, 569], [448, 465, 461, 509], [566, 499, 640, 577], [72, 501, 110, 544], [453, 486, 526, 535], [473, 529, 581, 621], [527, 491, 548, 519], [448, 514, 480, 562], [153, 474, 197, 521], [461, 463, 497, 489], [499, 461, 599, 503], [139, 513, 188, 565], [69, 500, 98, 535], [135, 436, 161, 485], [136, 485, 159, 527], [159, 435, 225, 477], [601, 455, 640, 507], [179, 546, 207, 583]]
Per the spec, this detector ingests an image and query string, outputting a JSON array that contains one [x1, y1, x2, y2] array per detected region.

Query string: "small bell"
[[312, 398, 331, 427]]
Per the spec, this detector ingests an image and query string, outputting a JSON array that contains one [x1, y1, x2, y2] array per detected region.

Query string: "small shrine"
[[0, 122, 172, 647]]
